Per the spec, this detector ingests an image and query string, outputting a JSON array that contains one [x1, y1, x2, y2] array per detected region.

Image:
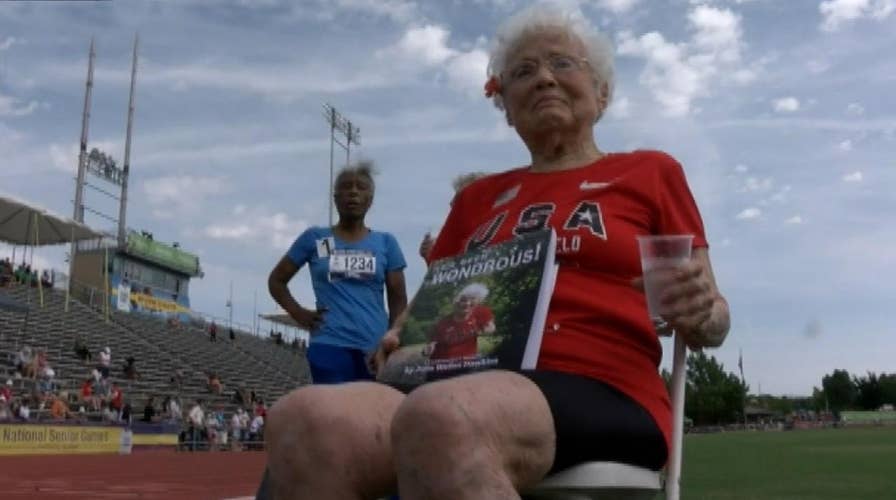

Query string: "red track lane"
[[0, 450, 267, 499]]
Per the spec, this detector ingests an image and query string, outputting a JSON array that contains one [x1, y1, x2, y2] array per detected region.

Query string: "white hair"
[[455, 282, 489, 303], [487, 2, 615, 117], [336, 160, 377, 194]]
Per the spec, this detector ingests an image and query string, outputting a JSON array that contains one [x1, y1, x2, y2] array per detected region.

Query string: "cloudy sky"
[[1, 0, 893, 395]]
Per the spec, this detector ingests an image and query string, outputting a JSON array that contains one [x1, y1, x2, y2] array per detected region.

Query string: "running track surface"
[[0, 450, 267, 499]]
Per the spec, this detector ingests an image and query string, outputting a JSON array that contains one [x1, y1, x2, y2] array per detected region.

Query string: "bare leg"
[[266, 382, 404, 500], [391, 371, 555, 500]]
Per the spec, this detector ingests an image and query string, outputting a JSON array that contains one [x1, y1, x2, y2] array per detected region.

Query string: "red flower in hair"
[[484, 76, 501, 98]]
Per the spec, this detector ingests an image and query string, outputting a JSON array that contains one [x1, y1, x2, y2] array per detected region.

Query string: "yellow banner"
[[0, 424, 123, 455], [130, 292, 189, 313]]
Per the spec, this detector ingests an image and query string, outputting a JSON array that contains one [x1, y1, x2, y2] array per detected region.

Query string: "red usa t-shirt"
[[428, 150, 708, 454], [430, 306, 495, 360]]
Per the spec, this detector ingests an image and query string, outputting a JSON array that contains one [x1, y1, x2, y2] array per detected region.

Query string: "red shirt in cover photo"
[[429, 305, 495, 360]]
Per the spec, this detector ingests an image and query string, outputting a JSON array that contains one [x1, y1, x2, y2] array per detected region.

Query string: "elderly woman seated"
[[263, 3, 729, 499]]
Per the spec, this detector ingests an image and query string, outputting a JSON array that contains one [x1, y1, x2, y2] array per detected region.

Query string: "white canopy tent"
[[0, 195, 102, 245], [1, 195, 105, 309]]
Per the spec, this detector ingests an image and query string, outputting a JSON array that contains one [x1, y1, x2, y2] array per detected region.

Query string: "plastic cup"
[[636, 235, 694, 331]]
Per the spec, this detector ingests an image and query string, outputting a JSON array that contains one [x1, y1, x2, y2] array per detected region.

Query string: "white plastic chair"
[[525, 335, 688, 500]]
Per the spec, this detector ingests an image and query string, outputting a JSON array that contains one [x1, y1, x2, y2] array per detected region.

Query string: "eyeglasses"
[[504, 54, 589, 84]]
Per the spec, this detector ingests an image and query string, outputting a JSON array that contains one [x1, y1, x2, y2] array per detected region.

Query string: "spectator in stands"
[[169, 369, 184, 393], [238, 406, 250, 442], [231, 386, 245, 407], [15, 396, 30, 421], [207, 372, 223, 395], [101, 400, 117, 423], [187, 400, 205, 451], [229, 327, 236, 342], [15, 345, 33, 378], [30, 348, 50, 381], [40, 270, 53, 289], [209, 321, 218, 342], [161, 395, 181, 422], [254, 398, 267, 419], [97, 346, 112, 379], [120, 401, 133, 425], [95, 376, 111, 406], [1, 380, 12, 403], [50, 392, 73, 421], [249, 409, 265, 451], [204, 409, 220, 449], [109, 382, 123, 415], [122, 356, 141, 380], [37, 367, 56, 398], [73, 336, 92, 363], [142, 396, 157, 423], [231, 408, 246, 449], [80, 376, 100, 411], [268, 161, 408, 385], [0, 395, 10, 421]]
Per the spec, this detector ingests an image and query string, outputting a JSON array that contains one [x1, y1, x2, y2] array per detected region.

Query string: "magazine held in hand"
[[379, 229, 558, 389]]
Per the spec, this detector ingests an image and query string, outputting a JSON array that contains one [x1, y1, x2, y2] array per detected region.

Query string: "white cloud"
[[204, 210, 308, 250], [837, 139, 853, 151], [0, 36, 18, 51], [597, 0, 640, 13], [842, 170, 863, 182], [736, 207, 761, 220], [689, 5, 743, 63], [378, 25, 488, 98], [0, 94, 40, 117], [846, 102, 865, 115], [806, 59, 831, 73], [143, 175, 230, 215], [390, 25, 457, 65], [333, 0, 419, 23], [785, 215, 804, 224], [734, 164, 749, 173], [741, 176, 774, 192], [609, 96, 631, 118], [617, 32, 701, 116], [445, 48, 489, 97], [616, 5, 749, 116], [772, 97, 800, 112], [819, 0, 896, 32]]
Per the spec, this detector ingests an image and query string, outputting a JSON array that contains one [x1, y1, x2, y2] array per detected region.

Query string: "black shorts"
[[520, 370, 667, 474]]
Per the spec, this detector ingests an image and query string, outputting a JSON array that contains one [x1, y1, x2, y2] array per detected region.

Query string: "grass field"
[[680, 427, 896, 499]]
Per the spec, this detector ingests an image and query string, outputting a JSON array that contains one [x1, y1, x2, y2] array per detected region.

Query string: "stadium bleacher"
[[0, 279, 310, 429]]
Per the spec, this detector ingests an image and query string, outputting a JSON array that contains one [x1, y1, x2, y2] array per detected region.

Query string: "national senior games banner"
[[0, 424, 130, 455]]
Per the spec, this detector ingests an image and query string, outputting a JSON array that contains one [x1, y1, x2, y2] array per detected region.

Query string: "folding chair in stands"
[[524, 334, 689, 500]]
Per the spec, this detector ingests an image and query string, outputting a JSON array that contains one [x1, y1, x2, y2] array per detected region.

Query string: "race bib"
[[329, 250, 376, 281]]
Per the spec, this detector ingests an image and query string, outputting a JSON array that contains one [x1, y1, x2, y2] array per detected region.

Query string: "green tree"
[[880, 373, 896, 407], [853, 372, 883, 410], [685, 351, 749, 426], [821, 369, 856, 413]]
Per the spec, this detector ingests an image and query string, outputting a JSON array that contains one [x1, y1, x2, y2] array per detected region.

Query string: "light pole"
[[322, 103, 360, 226]]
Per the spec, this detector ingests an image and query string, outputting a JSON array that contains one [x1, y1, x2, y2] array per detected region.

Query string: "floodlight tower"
[[118, 34, 139, 247], [322, 103, 360, 225]]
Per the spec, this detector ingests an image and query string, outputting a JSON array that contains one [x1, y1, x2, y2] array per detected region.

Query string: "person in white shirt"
[[97, 347, 112, 379], [231, 409, 245, 445], [249, 413, 264, 450], [187, 401, 205, 451]]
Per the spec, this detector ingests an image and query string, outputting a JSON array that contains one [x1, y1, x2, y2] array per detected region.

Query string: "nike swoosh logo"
[[579, 180, 612, 190]]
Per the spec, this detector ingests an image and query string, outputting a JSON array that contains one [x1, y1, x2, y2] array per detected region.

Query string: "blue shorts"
[[306, 342, 374, 384]]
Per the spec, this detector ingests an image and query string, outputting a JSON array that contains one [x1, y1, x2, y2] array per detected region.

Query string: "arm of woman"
[[267, 257, 323, 331], [385, 269, 408, 329], [659, 248, 730, 349]]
